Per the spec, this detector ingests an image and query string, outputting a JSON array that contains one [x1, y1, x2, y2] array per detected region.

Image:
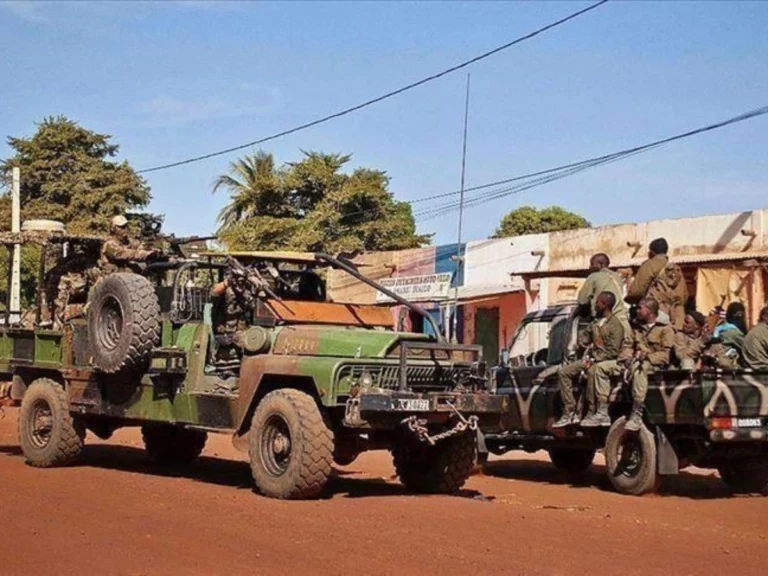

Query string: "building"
[[328, 208, 768, 365]]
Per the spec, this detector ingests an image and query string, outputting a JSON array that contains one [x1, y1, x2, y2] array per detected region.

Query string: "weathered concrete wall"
[[547, 209, 768, 272], [464, 234, 549, 284]]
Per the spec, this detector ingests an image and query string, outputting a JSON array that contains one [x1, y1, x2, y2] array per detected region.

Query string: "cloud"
[[137, 86, 282, 127], [0, 1, 51, 24]]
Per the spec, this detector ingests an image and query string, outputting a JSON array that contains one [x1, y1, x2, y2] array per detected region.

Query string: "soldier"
[[618, 297, 675, 432], [704, 302, 746, 369], [743, 305, 768, 370], [552, 292, 627, 428], [99, 215, 158, 274], [210, 278, 251, 335], [625, 238, 688, 329], [673, 311, 707, 369], [577, 253, 628, 322], [44, 245, 101, 329]]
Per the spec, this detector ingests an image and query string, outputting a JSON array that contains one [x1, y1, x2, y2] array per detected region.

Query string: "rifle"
[[225, 256, 281, 301], [162, 235, 218, 257]]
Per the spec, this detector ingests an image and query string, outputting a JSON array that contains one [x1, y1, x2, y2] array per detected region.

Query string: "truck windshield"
[[508, 315, 570, 367]]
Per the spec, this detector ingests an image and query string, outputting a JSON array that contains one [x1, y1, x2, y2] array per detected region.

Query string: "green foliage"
[[492, 205, 590, 238], [0, 117, 151, 306], [215, 151, 430, 253], [0, 116, 151, 235]]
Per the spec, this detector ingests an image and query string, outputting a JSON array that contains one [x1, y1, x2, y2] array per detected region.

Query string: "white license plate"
[[395, 398, 431, 411], [736, 418, 762, 428]]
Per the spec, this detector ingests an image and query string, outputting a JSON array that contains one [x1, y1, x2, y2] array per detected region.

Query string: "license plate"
[[395, 398, 431, 411], [736, 418, 763, 428]]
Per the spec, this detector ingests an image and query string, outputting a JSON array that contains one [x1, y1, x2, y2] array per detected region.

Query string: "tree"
[[492, 205, 590, 238], [0, 117, 151, 306], [0, 116, 151, 235], [214, 150, 429, 253]]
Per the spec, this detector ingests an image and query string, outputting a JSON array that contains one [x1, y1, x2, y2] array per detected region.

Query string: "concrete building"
[[327, 208, 768, 365]]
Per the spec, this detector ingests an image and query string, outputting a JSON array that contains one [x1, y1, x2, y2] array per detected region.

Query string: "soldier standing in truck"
[[625, 238, 687, 329], [99, 215, 159, 274], [577, 253, 628, 322]]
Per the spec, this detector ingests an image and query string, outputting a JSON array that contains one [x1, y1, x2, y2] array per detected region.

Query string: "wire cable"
[[137, 1, 609, 174]]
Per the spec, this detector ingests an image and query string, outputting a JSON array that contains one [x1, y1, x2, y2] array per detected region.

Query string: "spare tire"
[[88, 273, 160, 373]]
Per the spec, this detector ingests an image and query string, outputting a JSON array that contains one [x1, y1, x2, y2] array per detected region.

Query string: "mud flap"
[[655, 426, 679, 475], [476, 427, 488, 457]]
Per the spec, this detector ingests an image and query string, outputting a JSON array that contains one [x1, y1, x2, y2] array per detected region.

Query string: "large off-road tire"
[[548, 446, 596, 475], [18, 378, 85, 467], [88, 273, 160, 374], [141, 425, 208, 464], [718, 457, 768, 495], [604, 416, 658, 496], [248, 389, 334, 499], [392, 432, 476, 494]]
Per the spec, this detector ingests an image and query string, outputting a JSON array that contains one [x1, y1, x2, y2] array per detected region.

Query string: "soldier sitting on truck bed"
[[743, 305, 768, 370], [617, 297, 675, 433], [673, 311, 707, 369], [703, 302, 747, 370], [553, 292, 627, 429]]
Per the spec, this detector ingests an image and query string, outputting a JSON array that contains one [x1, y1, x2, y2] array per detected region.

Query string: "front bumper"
[[345, 389, 508, 432]]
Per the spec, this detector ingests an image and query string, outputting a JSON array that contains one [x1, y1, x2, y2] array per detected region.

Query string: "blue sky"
[[1, 1, 766, 245]]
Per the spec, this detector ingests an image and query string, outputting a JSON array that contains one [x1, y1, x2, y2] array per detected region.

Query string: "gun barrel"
[[171, 235, 218, 245]]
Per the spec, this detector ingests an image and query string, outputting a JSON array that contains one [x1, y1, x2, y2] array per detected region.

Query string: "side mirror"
[[500, 349, 510, 366]]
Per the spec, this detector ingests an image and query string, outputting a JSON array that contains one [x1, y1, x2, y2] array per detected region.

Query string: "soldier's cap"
[[111, 215, 129, 228]]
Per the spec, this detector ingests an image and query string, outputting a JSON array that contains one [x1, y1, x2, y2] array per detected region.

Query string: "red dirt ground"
[[0, 407, 766, 575]]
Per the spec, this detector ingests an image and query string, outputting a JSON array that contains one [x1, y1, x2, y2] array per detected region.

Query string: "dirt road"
[[0, 408, 766, 575]]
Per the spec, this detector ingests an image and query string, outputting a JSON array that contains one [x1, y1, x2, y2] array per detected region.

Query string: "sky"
[[0, 0, 767, 246]]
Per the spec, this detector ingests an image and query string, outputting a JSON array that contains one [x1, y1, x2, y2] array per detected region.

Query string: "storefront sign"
[[375, 273, 453, 303]]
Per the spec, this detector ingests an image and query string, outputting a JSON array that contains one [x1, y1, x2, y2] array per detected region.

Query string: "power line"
[[413, 104, 768, 221], [137, 0, 610, 174]]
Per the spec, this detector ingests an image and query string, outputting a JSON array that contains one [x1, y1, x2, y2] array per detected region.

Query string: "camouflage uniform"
[[554, 314, 626, 426], [45, 253, 101, 329], [743, 322, 768, 370], [98, 237, 156, 275], [626, 255, 688, 329], [619, 322, 675, 404], [211, 282, 250, 335], [704, 327, 745, 370], [577, 268, 628, 321], [673, 331, 706, 369]]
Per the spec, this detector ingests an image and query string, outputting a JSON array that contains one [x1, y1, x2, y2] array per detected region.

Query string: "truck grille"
[[336, 363, 468, 392]]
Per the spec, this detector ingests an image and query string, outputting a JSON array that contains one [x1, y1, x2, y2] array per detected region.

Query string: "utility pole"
[[451, 74, 470, 344], [10, 167, 21, 323]]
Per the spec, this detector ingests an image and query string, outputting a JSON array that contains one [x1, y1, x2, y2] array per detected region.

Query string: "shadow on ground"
[[482, 457, 736, 500], [2, 442, 484, 501]]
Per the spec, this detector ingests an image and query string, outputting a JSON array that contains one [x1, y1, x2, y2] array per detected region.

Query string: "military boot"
[[624, 402, 644, 433], [552, 410, 579, 429], [581, 402, 610, 427]]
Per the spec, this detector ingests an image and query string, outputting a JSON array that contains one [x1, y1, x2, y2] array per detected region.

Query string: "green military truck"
[[485, 304, 768, 496], [0, 228, 505, 499]]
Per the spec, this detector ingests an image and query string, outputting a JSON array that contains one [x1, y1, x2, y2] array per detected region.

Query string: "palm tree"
[[212, 151, 282, 231]]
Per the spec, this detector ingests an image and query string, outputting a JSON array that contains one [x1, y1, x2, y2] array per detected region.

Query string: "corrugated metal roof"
[[512, 251, 768, 280]]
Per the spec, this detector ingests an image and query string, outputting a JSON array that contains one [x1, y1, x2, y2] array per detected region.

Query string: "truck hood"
[[271, 325, 434, 359]]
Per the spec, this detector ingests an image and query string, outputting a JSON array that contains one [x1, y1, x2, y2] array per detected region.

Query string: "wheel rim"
[[97, 295, 124, 351], [260, 414, 292, 476], [27, 398, 54, 449], [615, 434, 643, 479]]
